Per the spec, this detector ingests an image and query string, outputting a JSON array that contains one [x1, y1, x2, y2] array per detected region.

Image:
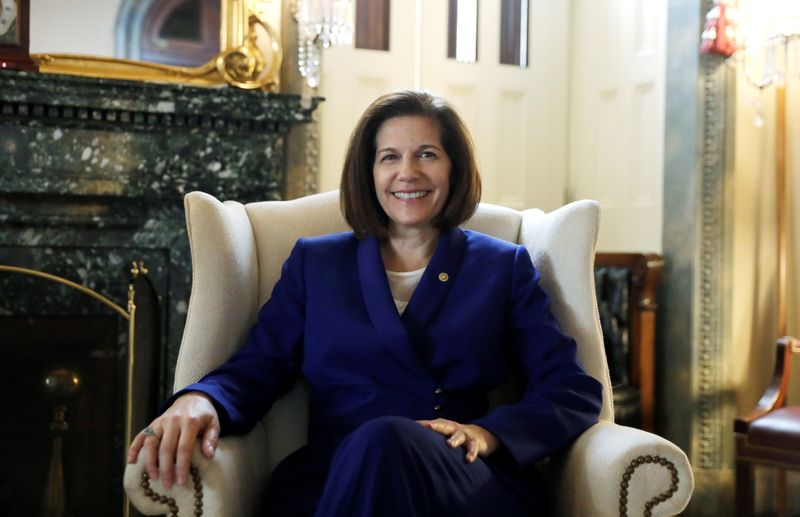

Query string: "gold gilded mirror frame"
[[31, 0, 283, 91]]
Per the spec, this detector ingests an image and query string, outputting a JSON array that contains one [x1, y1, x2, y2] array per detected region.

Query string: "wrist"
[[184, 391, 214, 402]]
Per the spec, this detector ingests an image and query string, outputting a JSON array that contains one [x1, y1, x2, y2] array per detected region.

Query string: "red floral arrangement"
[[701, 0, 739, 57]]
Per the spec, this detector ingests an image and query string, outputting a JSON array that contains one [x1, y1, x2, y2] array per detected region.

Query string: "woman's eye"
[[420, 151, 436, 159], [380, 154, 398, 162]]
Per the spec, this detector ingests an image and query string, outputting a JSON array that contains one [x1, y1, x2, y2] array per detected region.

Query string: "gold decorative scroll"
[[32, 1, 283, 91]]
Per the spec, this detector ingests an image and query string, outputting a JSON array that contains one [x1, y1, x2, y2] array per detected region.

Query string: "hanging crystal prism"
[[294, 0, 354, 88]]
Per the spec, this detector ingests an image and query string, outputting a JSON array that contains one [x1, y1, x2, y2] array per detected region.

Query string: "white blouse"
[[385, 267, 426, 315]]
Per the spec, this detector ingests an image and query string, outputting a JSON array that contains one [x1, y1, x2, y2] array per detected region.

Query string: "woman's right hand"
[[126, 391, 221, 490]]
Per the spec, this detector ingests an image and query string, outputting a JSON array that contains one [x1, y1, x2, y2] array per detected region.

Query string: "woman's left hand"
[[416, 418, 499, 463]]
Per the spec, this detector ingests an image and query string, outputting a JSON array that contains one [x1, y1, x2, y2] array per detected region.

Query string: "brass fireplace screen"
[[0, 263, 161, 516]]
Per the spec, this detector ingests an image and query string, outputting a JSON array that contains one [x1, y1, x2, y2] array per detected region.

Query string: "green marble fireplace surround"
[[0, 70, 320, 515]]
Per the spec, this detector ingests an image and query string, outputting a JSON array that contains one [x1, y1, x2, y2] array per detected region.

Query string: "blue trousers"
[[264, 416, 542, 517]]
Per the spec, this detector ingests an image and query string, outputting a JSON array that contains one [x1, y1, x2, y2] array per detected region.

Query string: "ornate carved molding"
[[304, 110, 321, 195], [693, 47, 729, 470], [0, 72, 320, 135]]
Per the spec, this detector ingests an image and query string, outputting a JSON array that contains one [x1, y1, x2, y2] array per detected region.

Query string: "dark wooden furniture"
[[594, 253, 663, 432], [734, 336, 800, 517]]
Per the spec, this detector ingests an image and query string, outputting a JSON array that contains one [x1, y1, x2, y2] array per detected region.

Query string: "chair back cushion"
[[245, 191, 350, 305]]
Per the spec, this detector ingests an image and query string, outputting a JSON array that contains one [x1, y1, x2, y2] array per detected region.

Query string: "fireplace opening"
[[0, 264, 163, 517], [0, 315, 122, 516]]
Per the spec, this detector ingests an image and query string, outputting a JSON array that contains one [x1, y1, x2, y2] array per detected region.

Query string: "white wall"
[[731, 0, 800, 411], [729, 2, 800, 511], [30, 0, 122, 56]]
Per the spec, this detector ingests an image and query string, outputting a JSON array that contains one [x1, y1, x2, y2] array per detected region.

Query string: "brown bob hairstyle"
[[340, 90, 481, 238]]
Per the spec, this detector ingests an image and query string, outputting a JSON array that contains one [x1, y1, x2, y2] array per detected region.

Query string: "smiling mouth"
[[392, 191, 430, 200]]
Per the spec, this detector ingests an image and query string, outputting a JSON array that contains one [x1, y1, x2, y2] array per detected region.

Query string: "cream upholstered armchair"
[[124, 191, 694, 516]]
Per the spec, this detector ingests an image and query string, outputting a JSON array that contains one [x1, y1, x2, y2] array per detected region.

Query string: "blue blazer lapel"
[[357, 236, 430, 379], [402, 227, 466, 337]]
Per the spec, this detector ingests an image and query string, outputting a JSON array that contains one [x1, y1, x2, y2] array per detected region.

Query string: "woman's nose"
[[396, 158, 418, 180]]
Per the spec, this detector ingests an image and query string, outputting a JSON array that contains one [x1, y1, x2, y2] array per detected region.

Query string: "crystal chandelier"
[[293, 0, 355, 88]]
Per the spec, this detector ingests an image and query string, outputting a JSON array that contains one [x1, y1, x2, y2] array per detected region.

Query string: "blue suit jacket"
[[179, 227, 602, 470]]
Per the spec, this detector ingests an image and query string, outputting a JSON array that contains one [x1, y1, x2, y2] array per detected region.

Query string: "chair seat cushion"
[[748, 406, 800, 449]]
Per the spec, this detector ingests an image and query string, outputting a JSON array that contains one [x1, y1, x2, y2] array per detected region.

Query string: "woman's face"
[[372, 116, 451, 234]]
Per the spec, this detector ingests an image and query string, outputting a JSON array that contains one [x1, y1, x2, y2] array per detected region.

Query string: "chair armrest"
[[124, 425, 270, 517], [734, 336, 800, 433], [547, 421, 694, 517]]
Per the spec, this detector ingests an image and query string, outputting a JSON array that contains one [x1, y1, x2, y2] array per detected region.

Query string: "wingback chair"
[[124, 191, 694, 517]]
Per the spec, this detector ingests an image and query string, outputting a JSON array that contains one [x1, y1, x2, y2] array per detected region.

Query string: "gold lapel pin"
[[438, 272, 449, 282]]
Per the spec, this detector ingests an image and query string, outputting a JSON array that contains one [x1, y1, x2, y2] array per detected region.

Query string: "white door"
[[318, 0, 572, 212], [317, 1, 417, 193], [419, 0, 571, 211], [568, 0, 667, 252]]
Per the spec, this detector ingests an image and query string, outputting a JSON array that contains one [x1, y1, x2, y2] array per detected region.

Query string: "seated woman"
[[127, 90, 603, 516]]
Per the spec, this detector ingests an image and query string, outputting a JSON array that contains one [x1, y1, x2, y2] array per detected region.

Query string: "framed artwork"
[[0, 0, 36, 71]]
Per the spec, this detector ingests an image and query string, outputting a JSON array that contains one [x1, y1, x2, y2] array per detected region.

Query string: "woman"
[[128, 90, 602, 516]]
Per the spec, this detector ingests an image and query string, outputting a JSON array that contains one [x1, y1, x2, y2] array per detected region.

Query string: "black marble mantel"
[[0, 70, 321, 394]]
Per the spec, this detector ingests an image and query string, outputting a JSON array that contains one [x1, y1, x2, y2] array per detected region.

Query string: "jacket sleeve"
[[165, 239, 307, 435], [472, 245, 603, 468]]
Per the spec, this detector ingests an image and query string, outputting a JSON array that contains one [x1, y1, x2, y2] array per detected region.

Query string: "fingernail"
[[177, 474, 186, 485]]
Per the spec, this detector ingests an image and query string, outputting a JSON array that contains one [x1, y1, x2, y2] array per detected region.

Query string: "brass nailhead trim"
[[141, 466, 204, 517], [619, 455, 679, 517]]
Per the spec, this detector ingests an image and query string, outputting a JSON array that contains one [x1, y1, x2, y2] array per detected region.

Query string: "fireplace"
[[0, 262, 162, 516], [1, 314, 120, 515], [0, 70, 320, 515]]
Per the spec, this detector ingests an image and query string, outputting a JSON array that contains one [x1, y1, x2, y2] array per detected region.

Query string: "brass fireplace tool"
[[42, 368, 82, 517]]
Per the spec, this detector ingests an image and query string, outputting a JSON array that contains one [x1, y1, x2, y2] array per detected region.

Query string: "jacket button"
[[434, 387, 443, 396], [438, 272, 449, 282], [434, 404, 442, 413]]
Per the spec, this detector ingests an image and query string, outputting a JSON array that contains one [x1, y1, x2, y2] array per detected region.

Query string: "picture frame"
[[0, 0, 36, 71]]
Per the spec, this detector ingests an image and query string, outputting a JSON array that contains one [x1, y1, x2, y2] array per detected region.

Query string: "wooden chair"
[[734, 336, 800, 517], [594, 253, 663, 432]]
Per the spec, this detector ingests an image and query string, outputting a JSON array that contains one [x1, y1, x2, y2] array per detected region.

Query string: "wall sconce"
[[292, 0, 354, 88]]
